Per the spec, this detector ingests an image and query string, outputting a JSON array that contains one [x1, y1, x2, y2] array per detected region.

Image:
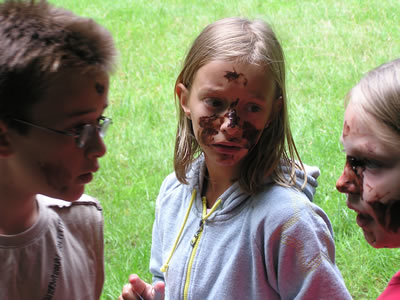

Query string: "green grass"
[[49, 0, 400, 299]]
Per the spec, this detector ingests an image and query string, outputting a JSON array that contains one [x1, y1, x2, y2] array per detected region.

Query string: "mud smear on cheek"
[[199, 115, 221, 145], [39, 162, 72, 193], [366, 187, 399, 232], [224, 69, 248, 87], [369, 199, 400, 232], [242, 122, 261, 149]]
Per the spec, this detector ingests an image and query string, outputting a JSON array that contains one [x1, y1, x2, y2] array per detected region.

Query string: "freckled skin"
[[39, 162, 71, 193]]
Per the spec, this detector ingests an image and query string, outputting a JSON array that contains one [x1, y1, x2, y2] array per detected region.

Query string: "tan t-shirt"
[[0, 194, 104, 300]]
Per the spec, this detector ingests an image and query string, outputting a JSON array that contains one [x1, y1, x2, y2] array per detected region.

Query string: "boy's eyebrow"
[[65, 104, 108, 118]]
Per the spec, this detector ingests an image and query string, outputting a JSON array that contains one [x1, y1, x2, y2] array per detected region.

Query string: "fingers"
[[119, 283, 138, 300], [153, 281, 165, 300], [120, 274, 164, 300]]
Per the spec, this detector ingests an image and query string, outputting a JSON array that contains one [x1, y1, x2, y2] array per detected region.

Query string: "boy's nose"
[[86, 131, 107, 158], [336, 164, 360, 194]]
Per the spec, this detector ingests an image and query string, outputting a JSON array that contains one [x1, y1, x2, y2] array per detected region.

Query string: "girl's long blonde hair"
[[174, 17, 304, 194]]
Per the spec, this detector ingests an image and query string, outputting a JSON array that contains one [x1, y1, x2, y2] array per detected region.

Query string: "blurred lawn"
[[49, 0, 400, 299]]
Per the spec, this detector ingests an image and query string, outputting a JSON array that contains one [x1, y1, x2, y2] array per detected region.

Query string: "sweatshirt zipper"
[[183, 196, 221, 300]]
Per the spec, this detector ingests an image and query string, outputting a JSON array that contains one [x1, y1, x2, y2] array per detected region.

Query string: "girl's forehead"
[[343, 103, 400, 157], [192, 60, 275, 97]]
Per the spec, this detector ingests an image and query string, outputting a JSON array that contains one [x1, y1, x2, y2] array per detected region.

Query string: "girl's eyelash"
[[347, 156, 382, 169]]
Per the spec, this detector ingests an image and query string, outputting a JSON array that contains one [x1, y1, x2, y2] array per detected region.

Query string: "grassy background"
[[49, 0, 400, 299]]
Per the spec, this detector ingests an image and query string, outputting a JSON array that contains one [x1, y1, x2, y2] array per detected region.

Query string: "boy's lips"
[[77, 166, 98, 184], [77, 173, 93, 184]]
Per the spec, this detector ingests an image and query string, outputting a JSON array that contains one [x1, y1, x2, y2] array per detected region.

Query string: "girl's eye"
[[246, 104, 262, 113], [347, 156, 383, 171], [205, 98, 224, 109]]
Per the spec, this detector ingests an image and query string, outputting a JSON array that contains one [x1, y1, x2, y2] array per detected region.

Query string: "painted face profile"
[[336, 102, 400, 248], [178, 60, 281, 177], [7, 72, 110, 201]]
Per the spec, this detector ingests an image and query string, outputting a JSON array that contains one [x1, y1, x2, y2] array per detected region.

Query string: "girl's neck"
[[203, 162, 239, 208]]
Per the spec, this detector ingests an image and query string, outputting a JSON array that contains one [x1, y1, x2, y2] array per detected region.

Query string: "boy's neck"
[[0, 192, 39, 235]]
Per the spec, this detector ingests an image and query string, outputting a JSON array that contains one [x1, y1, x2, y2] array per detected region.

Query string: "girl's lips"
[[356, 213, 373, 228], [347, 200, 373, 229], [212, 143, 243, 154]]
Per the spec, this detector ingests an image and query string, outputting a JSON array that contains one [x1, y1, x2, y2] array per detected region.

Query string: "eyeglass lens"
[[76, 119, 111, 148]]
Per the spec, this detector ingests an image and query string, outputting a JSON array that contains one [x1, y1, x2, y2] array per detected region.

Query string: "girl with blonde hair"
[[121, 17, 351, 300]]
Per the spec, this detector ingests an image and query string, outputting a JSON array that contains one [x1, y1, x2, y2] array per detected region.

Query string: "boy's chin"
[[47, 186, 85, 202]]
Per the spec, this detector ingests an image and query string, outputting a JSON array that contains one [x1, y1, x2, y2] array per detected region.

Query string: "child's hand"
[[118, 274, 165, 300]]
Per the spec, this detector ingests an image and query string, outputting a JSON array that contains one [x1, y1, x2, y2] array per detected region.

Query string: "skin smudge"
[[369, 199, 400, 232], [339, 158, 364, 202], [242, 121, 261, 149], [225, 99, 240, 128], [39, 162, 71, 193], [95, 82, 105, 95], [224, 68, 248, 86], [199, 114, 220, 145], [197, 98, 262, 149]]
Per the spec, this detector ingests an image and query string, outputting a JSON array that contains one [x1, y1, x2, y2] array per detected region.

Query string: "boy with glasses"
[[0, 0, 117, 299]]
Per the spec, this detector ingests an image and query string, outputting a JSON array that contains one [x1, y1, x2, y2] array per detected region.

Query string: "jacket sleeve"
[[149, 190, 166, 284], [263, 190, 353, 300]]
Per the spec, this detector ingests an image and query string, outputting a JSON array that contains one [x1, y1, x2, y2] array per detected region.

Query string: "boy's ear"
[[0, 121, 13, 157], [176, 83, 191, 119]]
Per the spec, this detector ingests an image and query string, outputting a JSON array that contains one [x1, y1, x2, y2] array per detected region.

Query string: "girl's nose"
[[221, 114, 241, 138], [336, 164, 360, 194]]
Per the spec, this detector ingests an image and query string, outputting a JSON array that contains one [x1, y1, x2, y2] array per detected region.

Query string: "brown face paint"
[[224, 68, 248, 86], [225, 99, 240, 128], [242, 121, 261, 149], [338, 159, 364, 198], [95, 82, 105, 95], [39, 162, 71, 193], [199, 114, 221, 145], [369, 199, 400, 232]]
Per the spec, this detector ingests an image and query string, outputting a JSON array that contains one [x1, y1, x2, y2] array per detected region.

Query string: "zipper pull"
[[190, 220, 204, 247]]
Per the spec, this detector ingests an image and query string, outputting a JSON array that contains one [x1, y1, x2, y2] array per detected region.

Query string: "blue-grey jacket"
[[150, 157, 352, 300]]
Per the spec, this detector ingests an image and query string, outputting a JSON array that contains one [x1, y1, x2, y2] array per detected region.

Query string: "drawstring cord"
[[160, 189, 222, 273], [160, 189, 197, 272]]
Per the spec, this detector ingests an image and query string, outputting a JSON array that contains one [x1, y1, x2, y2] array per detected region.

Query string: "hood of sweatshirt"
[[183, 156, 320, 222]]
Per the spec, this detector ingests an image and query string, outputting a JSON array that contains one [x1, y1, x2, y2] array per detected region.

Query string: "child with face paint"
[[120, 17, 351, 300], [336, 58, 400, 299], [0, 1, 116, 299]]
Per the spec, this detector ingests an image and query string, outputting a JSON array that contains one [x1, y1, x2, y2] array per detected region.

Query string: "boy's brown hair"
[[0, 0, 117, 131]]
